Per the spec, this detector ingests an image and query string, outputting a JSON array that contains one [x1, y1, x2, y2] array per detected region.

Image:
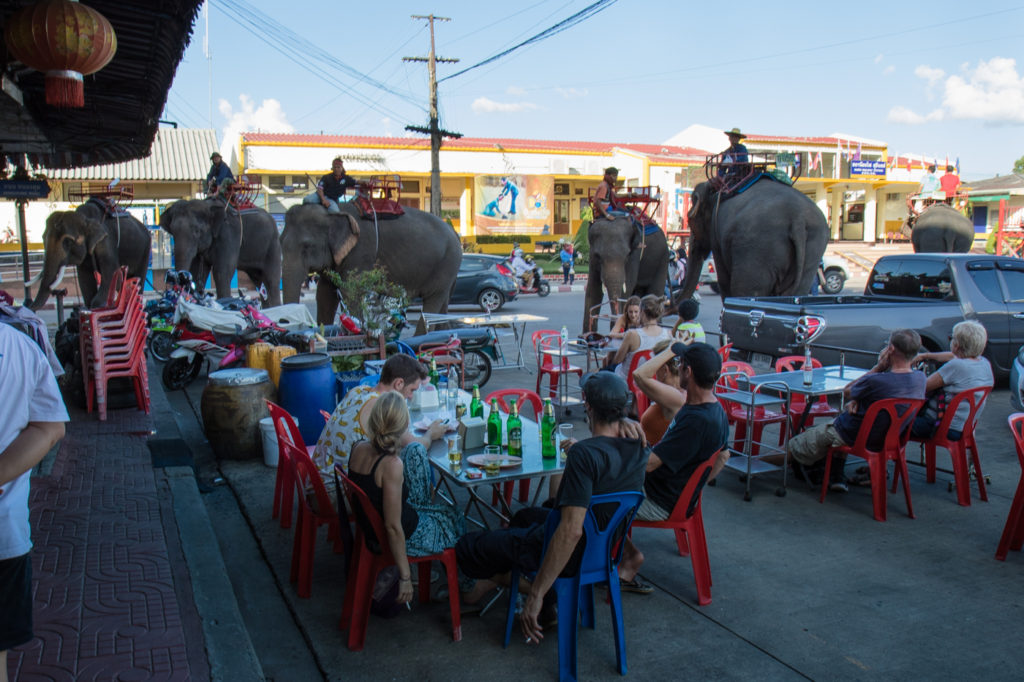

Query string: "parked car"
[[450, 254, 518, 312], [1012, 345, 1024, 410], [817, 256, 849, 294], [699, 259, 719, 294]]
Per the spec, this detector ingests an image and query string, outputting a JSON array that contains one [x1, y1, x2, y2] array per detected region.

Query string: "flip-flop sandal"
[[618, 577, 654, 595]]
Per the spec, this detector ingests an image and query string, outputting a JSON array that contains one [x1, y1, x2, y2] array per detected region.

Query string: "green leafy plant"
[[476, 235, 532, 245], [321, 267, 408, 339]]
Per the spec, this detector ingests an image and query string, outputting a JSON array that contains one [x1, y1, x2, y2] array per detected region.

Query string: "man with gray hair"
[[788, 329, 926, 492], [910, 320, 993, 441]]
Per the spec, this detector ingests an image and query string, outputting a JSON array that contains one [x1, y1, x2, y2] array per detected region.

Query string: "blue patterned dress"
[[400, 442, 466, 556]]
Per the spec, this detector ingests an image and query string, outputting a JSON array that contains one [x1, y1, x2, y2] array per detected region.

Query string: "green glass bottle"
[[507, 399, 523, 457], [470, 384, 483, 418], [428, 357, 439, 387], [486, 398, 502, 447], [541, 399, 557, 459]]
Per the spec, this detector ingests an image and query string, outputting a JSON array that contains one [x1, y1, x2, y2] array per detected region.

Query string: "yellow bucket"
[[246, 342, 273, 372], [268, 345, 297, 387]]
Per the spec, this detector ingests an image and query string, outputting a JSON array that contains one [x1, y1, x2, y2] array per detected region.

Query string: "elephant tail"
[[783, 214, 810, 294]]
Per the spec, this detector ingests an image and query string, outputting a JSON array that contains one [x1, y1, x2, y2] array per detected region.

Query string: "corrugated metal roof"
[[239, 132, 708, 158], [42, 128, 218, 181]]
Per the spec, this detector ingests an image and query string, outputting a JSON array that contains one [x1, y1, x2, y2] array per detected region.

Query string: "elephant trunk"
[[28, 255, 68, 312], [679, 236, 708, 301], [281, 252, 306, 305]]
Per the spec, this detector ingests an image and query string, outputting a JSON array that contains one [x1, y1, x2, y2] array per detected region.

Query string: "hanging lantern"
[[3, 0, 117, 108]]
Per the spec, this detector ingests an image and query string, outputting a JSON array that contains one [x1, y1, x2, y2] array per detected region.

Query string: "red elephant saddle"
[[353, 175, 405, 218], [69, 183, 134, 218]]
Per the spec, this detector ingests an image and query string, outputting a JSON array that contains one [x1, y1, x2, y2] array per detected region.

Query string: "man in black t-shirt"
[[637, 342, 730, 522], [456, 372, 648, 640], [302, 157, 358, 214]]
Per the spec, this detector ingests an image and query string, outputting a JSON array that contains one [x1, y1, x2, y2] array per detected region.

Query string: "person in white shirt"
[[0, 323, 68, 681]]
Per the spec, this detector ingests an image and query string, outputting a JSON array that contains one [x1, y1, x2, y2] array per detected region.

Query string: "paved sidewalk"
[[7, 401, 211, 680]]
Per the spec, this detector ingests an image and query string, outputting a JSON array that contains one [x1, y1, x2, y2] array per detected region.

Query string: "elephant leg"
[[421, 290, 449, 315], [211, 261, 237, 299], [582, 261, 603, 333], [316, 279, 339, 325]]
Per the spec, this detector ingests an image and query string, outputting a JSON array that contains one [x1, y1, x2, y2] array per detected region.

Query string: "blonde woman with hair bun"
[[348, 392, 465, 605]]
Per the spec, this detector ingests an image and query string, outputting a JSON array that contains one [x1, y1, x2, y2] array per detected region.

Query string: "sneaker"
[[829, 479, 849, 493]]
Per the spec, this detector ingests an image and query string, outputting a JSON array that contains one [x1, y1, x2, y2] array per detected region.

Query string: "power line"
[[440, 0, 617, 83]]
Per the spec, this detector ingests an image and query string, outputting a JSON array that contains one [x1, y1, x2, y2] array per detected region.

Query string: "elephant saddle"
[[353, 175, 405, 218], [85, 196, 131, 219]]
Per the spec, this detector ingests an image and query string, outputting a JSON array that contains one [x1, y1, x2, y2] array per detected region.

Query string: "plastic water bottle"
[[446, 366, 458, 415], [560, 325, 569, 353], [802, 345, 814, 386]]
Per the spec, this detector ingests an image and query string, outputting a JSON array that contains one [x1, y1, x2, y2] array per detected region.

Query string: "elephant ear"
[[83, 217, 109, 252], [628, 221, 642, 251], [206, 200, 227, 238], [329, 214, 360, 266]]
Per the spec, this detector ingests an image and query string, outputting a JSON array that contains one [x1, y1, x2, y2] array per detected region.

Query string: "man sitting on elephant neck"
[[206, 152, 235, 199], [303, 157, 358, 215], [593, 167, 628, 221]]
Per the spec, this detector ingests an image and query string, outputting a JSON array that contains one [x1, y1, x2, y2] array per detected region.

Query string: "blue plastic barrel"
[[277, 352, 336, 446]]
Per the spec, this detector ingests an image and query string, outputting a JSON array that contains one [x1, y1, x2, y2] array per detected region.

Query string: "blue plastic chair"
[[394, 340, 416, 357], [503, 491, 644, 681], [359, 373, 380, 387]]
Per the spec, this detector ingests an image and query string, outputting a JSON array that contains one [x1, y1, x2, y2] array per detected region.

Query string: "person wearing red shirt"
[[940, 165, 961, 200]]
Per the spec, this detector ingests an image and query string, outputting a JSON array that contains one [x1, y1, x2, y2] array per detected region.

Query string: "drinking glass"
[[558, 424, 574, 463], [483, 444, 501, 476], [446, 434, 461, 467]]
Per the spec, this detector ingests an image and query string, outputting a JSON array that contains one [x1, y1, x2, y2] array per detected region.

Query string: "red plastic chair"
[[630, 450, 719, 606], [486, 389, 543, 505], [717, 343, 732, 362], [996, 414, 1024, 560], [284, 439, 344, 598], [775, 355, 838, 437], [626, 350, 654, 416], [266, 400, 314, 529], [337, 467, 462, 651], [820, 397, 924, 522], [717, 360, 786, 455], [532, 330, 583, 400], [908, 386, 991, 506]]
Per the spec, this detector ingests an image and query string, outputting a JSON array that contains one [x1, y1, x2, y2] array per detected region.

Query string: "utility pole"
[[404, 14, 461, 217]]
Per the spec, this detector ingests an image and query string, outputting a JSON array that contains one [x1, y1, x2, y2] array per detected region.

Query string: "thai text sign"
[[0, 180, 50, 198], [850, 160, 886, 177]]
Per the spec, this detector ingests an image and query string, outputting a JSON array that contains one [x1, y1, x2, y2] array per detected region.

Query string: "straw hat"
[[723, 128, 745, 138]]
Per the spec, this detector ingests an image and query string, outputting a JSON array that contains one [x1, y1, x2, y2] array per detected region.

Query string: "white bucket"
[[259, 417, 279, 467]]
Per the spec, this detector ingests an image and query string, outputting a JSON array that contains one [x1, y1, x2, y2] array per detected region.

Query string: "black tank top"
[[349, 450, 418, 552]]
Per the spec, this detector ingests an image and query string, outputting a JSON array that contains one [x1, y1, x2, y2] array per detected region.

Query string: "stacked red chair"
[[996, 414, 1024, 561], [78, 268, 150, 420]]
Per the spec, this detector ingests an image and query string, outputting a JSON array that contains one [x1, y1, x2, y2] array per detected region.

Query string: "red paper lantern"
[[3, 0, 117, 108]]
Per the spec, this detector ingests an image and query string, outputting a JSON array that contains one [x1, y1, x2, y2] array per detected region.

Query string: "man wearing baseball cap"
[[456, 371, 649, 641], [205, 151, 235, 198]]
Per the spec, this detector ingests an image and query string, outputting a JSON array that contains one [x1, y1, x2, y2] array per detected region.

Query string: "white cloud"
[[890, 58, 1024, 125], [883, 65, 895, 75], [874, 54, 884, 64], [556, 87, 589, 99], [506, 86, 527, 96], [218, 95, 293, 158], [471, 96, 538, 113], [887, 105, 944, 124]]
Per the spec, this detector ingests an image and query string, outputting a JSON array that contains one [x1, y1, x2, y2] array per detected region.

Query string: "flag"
[[905, 157, 912, 172], [955, 157, 960, 174], [945, 155, 950, 170], [816, 151, 823, 173], [854, 143, 862, 161], [808, 152, 817, 171]]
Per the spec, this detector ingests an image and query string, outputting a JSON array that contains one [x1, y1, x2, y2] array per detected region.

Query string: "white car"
[[699, 255, 849, 295]]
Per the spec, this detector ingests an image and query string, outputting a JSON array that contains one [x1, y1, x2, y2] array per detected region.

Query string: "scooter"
[[400, 327, 499, 388], [509, 259, 550, 297], [161, 298, 287, 390]]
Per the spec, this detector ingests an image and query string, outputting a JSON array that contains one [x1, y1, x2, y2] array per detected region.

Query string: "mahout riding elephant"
[[582, 217, 668, 332], [29, 202, 150, 311], [679, 179, 829, 300], [280, 203, 462, 325], [159, 198, 281, 306], [910, 203, 974, 253]]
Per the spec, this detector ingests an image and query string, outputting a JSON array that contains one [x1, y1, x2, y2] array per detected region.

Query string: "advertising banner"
[[850, 160, 887, 177], [474, 174, 552, 235]]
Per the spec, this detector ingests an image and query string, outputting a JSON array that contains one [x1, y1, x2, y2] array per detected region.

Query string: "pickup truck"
[[720, 253, 1024, 381]]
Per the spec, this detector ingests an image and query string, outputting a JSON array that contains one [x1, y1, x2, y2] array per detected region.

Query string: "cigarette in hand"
[[525, 637, 532, 643], [405, 602, 412, 611]]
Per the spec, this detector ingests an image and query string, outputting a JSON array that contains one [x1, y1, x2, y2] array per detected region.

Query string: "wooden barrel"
[[246, 342, 273, 372], [278, 352, 335, 446], [201, 368, 274, 460], [267, 345, 297, 387]]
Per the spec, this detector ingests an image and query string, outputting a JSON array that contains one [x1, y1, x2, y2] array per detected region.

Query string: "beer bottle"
[[541, 399, 557, 459], [507, 399, 523, 457], [802, 345, 813, 386], [429, 357, 439, 387], [470, 385, 484, 418], [487, 398, 502, 447]]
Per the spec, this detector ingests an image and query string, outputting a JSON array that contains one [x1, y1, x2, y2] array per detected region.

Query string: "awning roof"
[[43, 127, 217, 181], [0, 0, 203, 169]]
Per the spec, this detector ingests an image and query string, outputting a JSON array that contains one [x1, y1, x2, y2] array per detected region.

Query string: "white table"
[[459, 313, 551, 372]]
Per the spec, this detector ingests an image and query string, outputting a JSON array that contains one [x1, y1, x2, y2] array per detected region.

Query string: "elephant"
[[911, 203, 974, 253], [679, 178, 829, 300], [159, 199, 281, 306], [280, 203, 463, 325], [582, 217, 669, 333], [29, 202, 150, 311]]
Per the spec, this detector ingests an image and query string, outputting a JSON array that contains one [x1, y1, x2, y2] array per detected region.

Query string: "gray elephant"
[[29, 202, 151, 311], [911, 203, 974, 253], [582, 217, 668, 332], [281, 203, 462, 324], [679, 179, 829, 299], [159, 199, 281, 306]]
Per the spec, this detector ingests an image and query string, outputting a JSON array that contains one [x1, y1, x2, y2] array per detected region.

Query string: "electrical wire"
[[439, 0, 617, 83]]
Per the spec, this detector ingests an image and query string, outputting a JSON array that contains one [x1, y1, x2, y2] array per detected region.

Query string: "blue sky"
[[164, 0, 1024, 180]]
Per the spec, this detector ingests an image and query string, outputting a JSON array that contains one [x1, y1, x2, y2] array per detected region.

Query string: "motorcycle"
[[509, 259, 550, 297], [400, 326, 499, 388], [145, 269, 190, 363], [161, 298, 287, 390]]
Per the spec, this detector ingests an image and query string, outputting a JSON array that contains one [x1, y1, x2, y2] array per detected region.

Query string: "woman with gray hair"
[[911, 320, 993, 440]]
